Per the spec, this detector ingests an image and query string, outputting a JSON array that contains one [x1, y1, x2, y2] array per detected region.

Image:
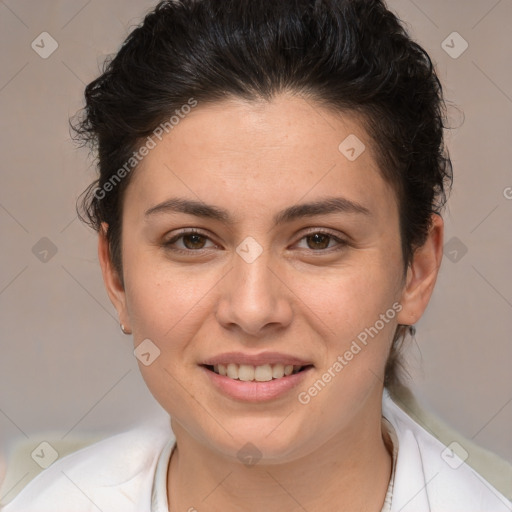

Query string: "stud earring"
[[120, 323, 132, 335]]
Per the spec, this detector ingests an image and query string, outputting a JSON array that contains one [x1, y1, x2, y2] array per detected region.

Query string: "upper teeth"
[[213, 363, 302, 381]]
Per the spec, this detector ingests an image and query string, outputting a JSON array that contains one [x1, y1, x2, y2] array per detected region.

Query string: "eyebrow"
[[144, 196, 371, 225]]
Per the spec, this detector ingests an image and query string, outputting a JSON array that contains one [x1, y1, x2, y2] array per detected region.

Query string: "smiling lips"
[[210, 363, 304, 382], [201, 352, 313, 383]]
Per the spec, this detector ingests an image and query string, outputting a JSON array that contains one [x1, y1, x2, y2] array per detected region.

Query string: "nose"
[[215, 245, 293, 338]]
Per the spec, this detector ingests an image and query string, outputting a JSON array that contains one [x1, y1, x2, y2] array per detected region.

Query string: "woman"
[[3, 0, 511, 511]]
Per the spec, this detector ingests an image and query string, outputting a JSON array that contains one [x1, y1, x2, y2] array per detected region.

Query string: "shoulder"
[[2, 422, 175, 512], [382, 391, 512, 512]]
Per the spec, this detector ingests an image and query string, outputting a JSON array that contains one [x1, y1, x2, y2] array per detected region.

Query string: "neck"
[[167, 396, 392, 512]]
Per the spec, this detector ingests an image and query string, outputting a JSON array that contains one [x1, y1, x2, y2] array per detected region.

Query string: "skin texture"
[[98, 93, 443, 511]]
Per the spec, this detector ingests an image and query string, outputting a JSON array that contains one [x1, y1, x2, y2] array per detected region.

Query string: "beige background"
[[1, 0, 511, 498]]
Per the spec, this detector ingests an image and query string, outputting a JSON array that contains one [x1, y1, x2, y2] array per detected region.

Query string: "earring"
[[120, 323, 132, 335], [408, 325, 416, 336]]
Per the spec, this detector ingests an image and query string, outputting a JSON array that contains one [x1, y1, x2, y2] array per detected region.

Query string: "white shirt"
[[3, 390, 511, 512]]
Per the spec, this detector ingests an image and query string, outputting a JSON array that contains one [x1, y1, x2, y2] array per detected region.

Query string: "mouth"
[[201, 363, 314, 382]]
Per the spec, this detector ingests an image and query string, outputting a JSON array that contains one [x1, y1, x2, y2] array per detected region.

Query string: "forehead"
[[125, 94, 397, 221]]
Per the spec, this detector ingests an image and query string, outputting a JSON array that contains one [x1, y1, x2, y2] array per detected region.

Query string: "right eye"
[[163, 229, 219, 253]]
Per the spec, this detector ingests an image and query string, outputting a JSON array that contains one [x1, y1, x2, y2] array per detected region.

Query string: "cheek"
[[125, 263, 213, 344], [293, 265, 401, 417], [292, 258, 401, 343], [123, 262, 217, 409]]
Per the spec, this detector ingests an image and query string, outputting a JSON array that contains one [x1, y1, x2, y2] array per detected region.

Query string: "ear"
[[98, 222, 130, 331], [396, 213, 444, 326]]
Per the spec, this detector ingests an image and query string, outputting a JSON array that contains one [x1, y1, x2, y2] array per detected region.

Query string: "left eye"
[[295, 232, 345, 251]]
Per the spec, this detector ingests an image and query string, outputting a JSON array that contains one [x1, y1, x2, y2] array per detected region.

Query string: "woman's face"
[[100, 93, 440, 462]]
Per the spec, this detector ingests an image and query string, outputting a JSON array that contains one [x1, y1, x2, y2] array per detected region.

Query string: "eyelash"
[[163, 228, 349, 255]]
